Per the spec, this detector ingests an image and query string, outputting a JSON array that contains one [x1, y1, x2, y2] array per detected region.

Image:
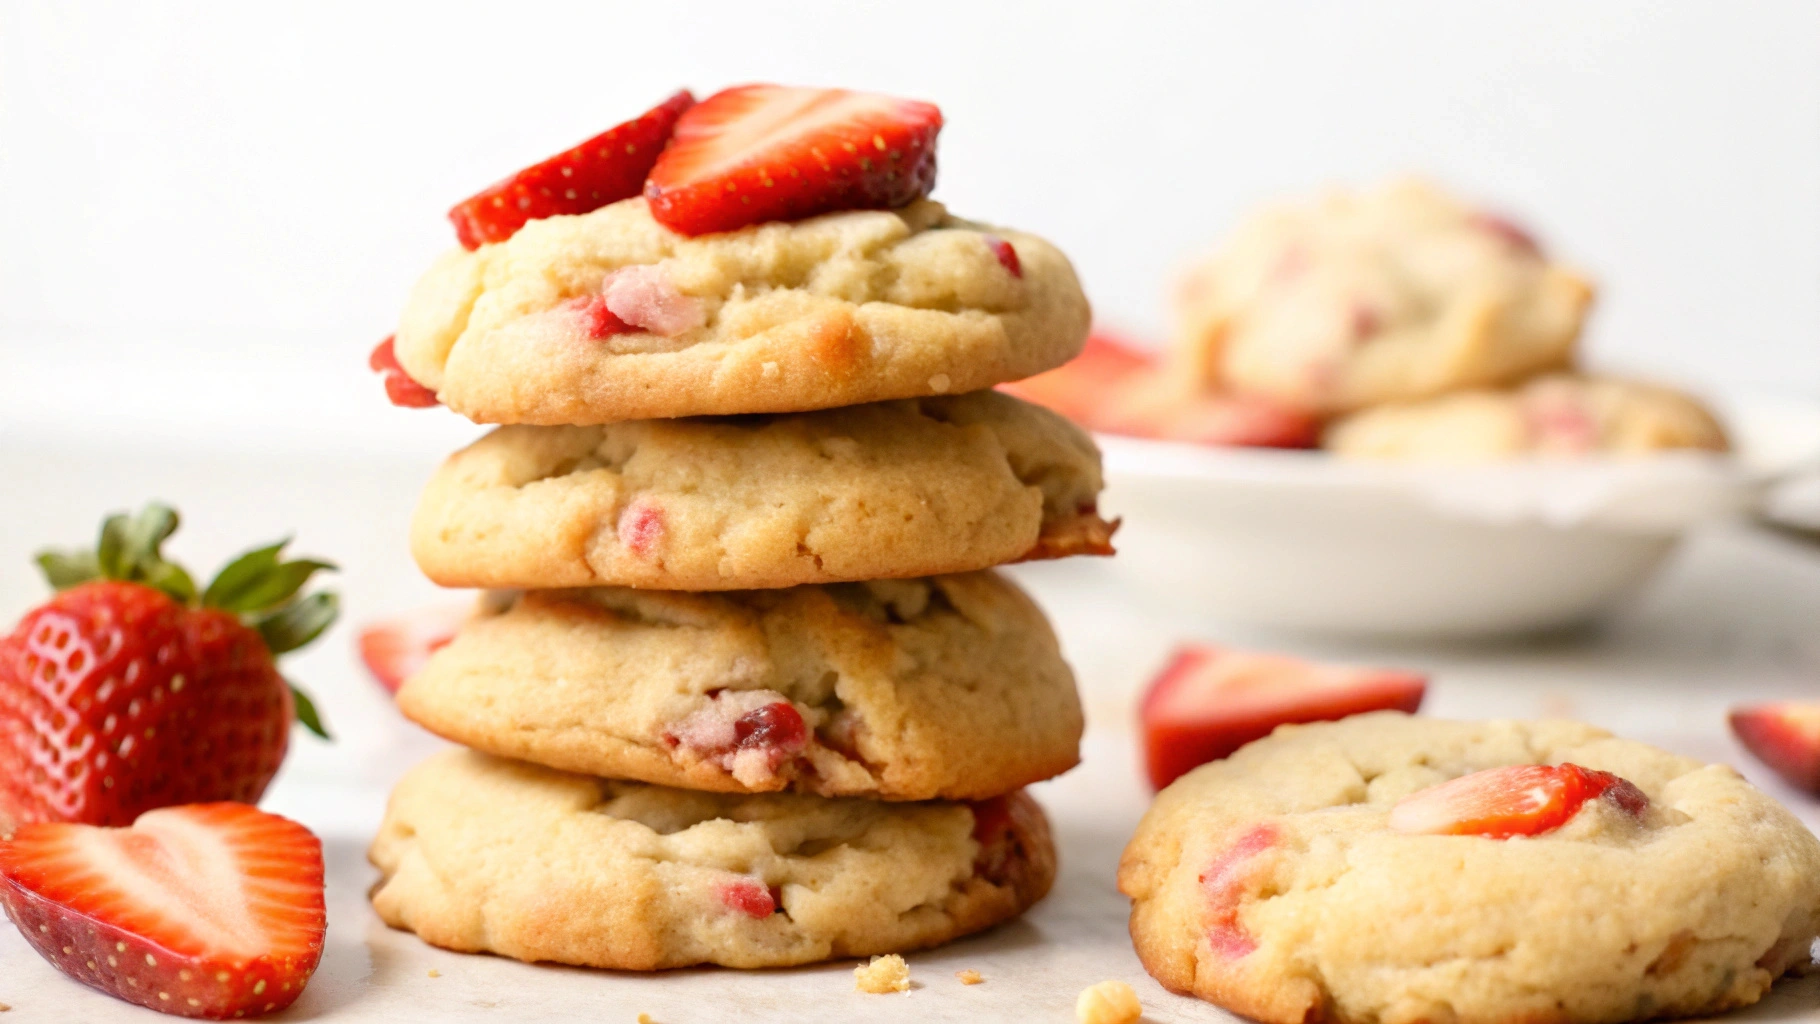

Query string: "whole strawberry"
[[0, 504, 335, 832]]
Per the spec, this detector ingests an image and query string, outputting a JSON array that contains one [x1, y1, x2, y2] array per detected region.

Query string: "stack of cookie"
[[363, 86, 1111, 972]]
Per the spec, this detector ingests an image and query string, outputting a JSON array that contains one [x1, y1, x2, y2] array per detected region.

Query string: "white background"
[[1, 0, 1817, 455]]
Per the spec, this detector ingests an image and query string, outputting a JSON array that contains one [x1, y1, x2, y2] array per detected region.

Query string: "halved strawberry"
[[1388, 763, 1648, 838], [999, 331, 1155, 424], [448, 89, 694, 249], [1730, 703, 1820, 794], [1140, 646, 1426, 790], [644, 84, 942, 236], [0, 802, 326, 1020], [1100, 387, 1323, 450], [367, 336, 439, 409], [356, 603, 473, 695]]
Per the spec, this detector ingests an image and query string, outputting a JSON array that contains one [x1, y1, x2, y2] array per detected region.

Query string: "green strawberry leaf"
[[202, 540, 287, 609], [289, 682, 332, 741], [35, 550, 100, 591], [256, 591, 339, 655], [141, 560, 198, 605], [96, 512, 131, 580], [121, 505, 180, 574]]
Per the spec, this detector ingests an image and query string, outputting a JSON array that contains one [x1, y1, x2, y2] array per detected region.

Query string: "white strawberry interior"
[[74, 811, 272, 956], [602, 266, 704, 337], [1150, 651, 1405, 721]]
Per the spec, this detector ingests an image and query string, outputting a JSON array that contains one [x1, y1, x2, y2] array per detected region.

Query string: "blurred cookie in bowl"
[[1325, 374, 1731, 461], [1171, 178, 1595, 416]]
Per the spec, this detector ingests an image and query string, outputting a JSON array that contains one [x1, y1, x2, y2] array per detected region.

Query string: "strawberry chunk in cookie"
[[663, 690, 810, 788]]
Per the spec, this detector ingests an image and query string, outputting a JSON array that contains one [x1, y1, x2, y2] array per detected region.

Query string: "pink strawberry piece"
[[0, 802, 326, 1020], [983, 235, 1021, 278], [617, 499, 666, 558], [733, 703, 807, 754], [1473, 212, 1541, 256], [448, 90, 695, 249], [1388, 763, 1648, 839], [1199, 824, 1277, 959], [967, 792, 1043, 888], [561, 295, 636, 339], [601, 266, 705, 336], [1141, 646, 1426, 790], [1730, 703, 1820, 794], [662, 692, 809, 786], [368, 336, 439, 408], [1348, 302, 1381, 341], [356, 604, 471, 695], [716, 877, 777, 919], [644, 84, 943, 237]]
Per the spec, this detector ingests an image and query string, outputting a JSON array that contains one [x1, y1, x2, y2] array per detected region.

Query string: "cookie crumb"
[[955, 969, 984, 985], [0, 1001, 11, 1012], [427, 969, 441, 979], [854, 954, 910, 993], [1076, 980, 1141, 1024], [637, 1015, 656, 1024]]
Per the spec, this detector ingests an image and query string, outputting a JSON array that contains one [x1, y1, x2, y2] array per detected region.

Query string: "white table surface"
[[3, 439, 1820, 1022]]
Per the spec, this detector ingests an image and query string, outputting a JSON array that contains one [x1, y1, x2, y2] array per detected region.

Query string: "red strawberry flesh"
[[0, 802, 326, 1020], [448, 90, 695, 249], [1730, 702, 1820, 794], [1199, 824, 1276, 959], [983, 235, 1022, 278], [1388, 763, 1648, 839], [644, 84, 942, 236], [716, 877, 777, 919], [1141, 646, 1426, 790], [368, 336, 439, 409]]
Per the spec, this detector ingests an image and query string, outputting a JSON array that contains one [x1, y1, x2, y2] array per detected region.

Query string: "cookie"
[[369, 749, 1055, 970], [1119, 712, 1820, 1024], [392, 197, 1090, 424], [1324, 373, 1730, 460], [1172, 178, 1595, 415], [409, 390, 1114, 591], [395, 572, 1082, 800]]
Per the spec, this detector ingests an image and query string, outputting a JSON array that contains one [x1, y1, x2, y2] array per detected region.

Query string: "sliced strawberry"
[[1140, 646, 1426, 790], [357, 603, 472, 695], [998, 331, 1154, 423], [368, 336, 440, 408], [0, 802, 326, 1020], [644, 84, 942, 236], [1730, 703, 1820, 794], [448, 89, 694, 249], [1388, 763, 1648, 839]]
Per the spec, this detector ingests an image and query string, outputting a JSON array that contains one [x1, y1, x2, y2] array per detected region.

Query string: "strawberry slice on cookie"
[[644, 84, 943, 236], [0, 504, 336, 831], [448, 89, 695, 249], [1140, 646, 1426, 789], [0, 802, 327, 1019], [1388, 762, 1649, 838]]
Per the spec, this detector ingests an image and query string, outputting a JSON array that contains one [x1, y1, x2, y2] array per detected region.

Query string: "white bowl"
[[1098, 397, 1820, 639]]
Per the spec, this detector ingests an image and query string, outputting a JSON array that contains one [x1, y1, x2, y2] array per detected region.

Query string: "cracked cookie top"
[[408, 389, 1114, 591], [369, 749, 1054, 970], [392, 197, 1090, 424], [1172, 179, 1595, 416], [395, 571, 1081, 801], [1118, 712, 1820, 1024]]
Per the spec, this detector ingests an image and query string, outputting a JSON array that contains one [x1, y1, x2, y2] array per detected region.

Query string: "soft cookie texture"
[[1324, 374, 1730, 461], [395, 572, 1083, 800], [409, 390, 1113, 591], [1119, 712, 1820, 1024], [1173, 179, 1595, 415], [393, 197, 1090, 424], [370, 749, 1055, 970]]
